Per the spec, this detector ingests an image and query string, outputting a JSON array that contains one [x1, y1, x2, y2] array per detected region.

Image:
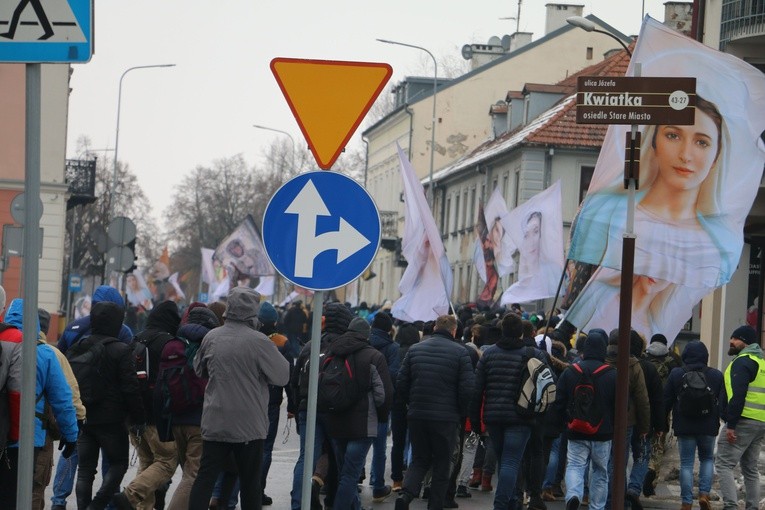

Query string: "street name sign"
[[0, 0, 93, 63], [576, 76, 696, 125], [270, 58, 392, 169], [262, 171, 381, 291]]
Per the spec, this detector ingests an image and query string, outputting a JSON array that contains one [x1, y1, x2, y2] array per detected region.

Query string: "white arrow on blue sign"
[[263, 171, 381, 291]]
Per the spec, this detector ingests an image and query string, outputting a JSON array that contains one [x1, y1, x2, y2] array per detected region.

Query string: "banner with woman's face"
[[564, 17, 765, 342]]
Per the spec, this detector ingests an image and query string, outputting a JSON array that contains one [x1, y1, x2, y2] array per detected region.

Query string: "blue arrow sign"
[[263, 171, 381, 291], [0, 0, 92, 63]]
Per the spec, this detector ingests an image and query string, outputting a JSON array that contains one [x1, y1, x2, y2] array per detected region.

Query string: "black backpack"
[[67, 336, 117, 407], [567, 363, 612, 435], [677, 368, 716, 418], [317, 351, 366, 413], [132, 331, 174, 391]]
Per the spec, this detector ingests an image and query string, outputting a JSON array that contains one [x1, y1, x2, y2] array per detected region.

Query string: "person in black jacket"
[[75, 301, 145, 510], [324, 318, 393, 508], [390, 323, 420, 491], [664, 340, 722, 510], [470, 313, 543, 510], [394, 315, 474, 510], [627, 331, 665, 510], [553, 329, 616, 510]]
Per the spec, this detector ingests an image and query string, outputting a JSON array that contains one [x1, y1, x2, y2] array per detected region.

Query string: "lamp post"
[[566, 16, 633, 56], [376, 38, 438, 208], [110, 64, 175, 221], [568, 17, 635, 510], [253, 124, 297, 170]]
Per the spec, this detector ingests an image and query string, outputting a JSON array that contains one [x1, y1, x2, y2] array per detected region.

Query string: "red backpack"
[[155, 338, 207, 416]]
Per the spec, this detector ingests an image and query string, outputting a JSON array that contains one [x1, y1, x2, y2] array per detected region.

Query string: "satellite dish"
[[488, 36, 502, 46], [461, 44, 473, 60], [501, 34, 512, 51]]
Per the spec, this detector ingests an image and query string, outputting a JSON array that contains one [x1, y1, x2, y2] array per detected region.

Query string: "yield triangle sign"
[[271, 58, 392, 169]]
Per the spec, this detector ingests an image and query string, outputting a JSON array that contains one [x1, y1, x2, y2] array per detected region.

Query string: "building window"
[[444, 196, 451, 235], [514, 170, 521, 207], [454, 192, 461, 233], [462, 190, 469, 230], [468, 188, 476, 227], [502, 173, 509, 198], [586, 47, 593, 60], [579, 165, 595, 204]]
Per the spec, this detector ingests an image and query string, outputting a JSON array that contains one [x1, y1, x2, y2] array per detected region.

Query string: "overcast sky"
[[66, 0, 667, 225]]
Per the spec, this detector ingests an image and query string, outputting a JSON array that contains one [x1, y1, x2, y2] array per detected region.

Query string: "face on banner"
[[564, 17, 765, 342], [126, 271, 153, 310]]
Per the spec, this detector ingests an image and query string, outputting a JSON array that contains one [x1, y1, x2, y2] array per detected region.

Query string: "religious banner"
[[563, 16, 765, 341], [501, 180, 564, 305], [214, 215, 274, 280], [473, 188, 515, 306]]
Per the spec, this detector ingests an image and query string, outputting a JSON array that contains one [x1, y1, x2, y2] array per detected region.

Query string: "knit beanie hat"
[[650, 333, 668, 346], [37, 308, 51, 335], [372, 311, 393, 332], [258, 301, 279, 325], [348, 317, 371, 337], [731, 325, 758, 345]]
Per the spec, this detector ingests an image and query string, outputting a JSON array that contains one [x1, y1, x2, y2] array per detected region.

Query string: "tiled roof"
[[425, 45, 634, 185]]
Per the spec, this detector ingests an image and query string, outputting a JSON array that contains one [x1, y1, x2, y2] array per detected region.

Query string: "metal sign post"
[[301, 291, 324, 510], [18, 61, 42, 510]]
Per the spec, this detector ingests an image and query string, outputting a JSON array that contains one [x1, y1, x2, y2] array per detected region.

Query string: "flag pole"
[[540, 259, 569, 349]]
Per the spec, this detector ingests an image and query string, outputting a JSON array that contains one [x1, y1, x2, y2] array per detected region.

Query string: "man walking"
[[716, 325, 765, 510], [394, 314, 474, 510], [188, 288, 290, 510], [553, 329, 616, 510]]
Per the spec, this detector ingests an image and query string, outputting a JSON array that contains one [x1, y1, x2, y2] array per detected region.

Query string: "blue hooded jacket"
[[58, 286, 134, 353], [4, 299, 79, 447]]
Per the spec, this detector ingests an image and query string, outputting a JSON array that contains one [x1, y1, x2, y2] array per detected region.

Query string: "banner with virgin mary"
[[562, 16, 765, 342]]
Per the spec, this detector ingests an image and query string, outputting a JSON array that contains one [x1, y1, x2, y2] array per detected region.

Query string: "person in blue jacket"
[[58, 285, 134, 354], [664, 340, 723, 510], [0, 299, 79, 507]]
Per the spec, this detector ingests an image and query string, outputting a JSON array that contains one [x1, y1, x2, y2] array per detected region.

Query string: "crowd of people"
[[0, 284, 764, 510]]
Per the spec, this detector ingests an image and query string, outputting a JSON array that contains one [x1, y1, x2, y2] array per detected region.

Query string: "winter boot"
[[481, 473, 493, 491], [468, 468, 482, 488]]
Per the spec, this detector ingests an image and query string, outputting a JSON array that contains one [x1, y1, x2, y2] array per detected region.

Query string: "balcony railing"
[[720, 0, 765, 49], [65, 158, 97, 209]]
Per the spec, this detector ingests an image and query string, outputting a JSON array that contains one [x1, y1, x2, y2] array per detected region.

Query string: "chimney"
[[546, 3, 584, 34], [509, 32, 533, 52], [663, 2, 693, 36]]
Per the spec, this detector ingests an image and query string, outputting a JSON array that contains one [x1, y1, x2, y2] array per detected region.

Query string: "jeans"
[[402, 420, 459, 510], [606, 426, 633, 510], [566, 439, 611, 510], [262, 403, 281, 489], [519, 425, 544, 498], [370, 420, 389, 490], [678, 435, 715, 504], [52, 447, 112, 507], [332, 437, 374, 509], [487, 424, 531, 510], [76, 423, 130, 510], [291, 410, 326, 510], [188, 439, 263, 510], [716, 419, 765, 510], [627, 433, 653, 496], [543, 437, 561, 489]]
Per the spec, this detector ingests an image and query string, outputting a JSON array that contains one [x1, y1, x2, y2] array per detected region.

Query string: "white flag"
[[500, 180, 564, 304], [391, 144, 453, 322], [254, 276, 275, 297]]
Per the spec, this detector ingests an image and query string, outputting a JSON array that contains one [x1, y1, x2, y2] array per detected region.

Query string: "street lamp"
[[253, 124, 297, 170], [376, 38, 438, 208], [566, 16, 632, 56], [110, 64, 175, 220]]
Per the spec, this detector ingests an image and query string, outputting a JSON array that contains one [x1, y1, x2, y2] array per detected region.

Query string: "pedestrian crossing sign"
[[0, 0, 92, 63]]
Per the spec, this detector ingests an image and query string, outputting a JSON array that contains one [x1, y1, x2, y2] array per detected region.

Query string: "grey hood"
[[223, 287, 261, 324], [646, 342, 669, 357]]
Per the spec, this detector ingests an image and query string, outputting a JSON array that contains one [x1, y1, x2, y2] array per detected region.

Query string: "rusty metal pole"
[[611, 63, 642, 510]]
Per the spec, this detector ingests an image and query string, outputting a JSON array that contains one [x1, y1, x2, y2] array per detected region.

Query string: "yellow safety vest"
[[724, 353, 765, 422]]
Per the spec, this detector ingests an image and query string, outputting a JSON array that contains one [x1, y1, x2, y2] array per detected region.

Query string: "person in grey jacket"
[[188, 287, 290, 510]]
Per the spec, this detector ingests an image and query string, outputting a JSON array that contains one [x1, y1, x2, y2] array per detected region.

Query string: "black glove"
[[59, 441, 77, 459]]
